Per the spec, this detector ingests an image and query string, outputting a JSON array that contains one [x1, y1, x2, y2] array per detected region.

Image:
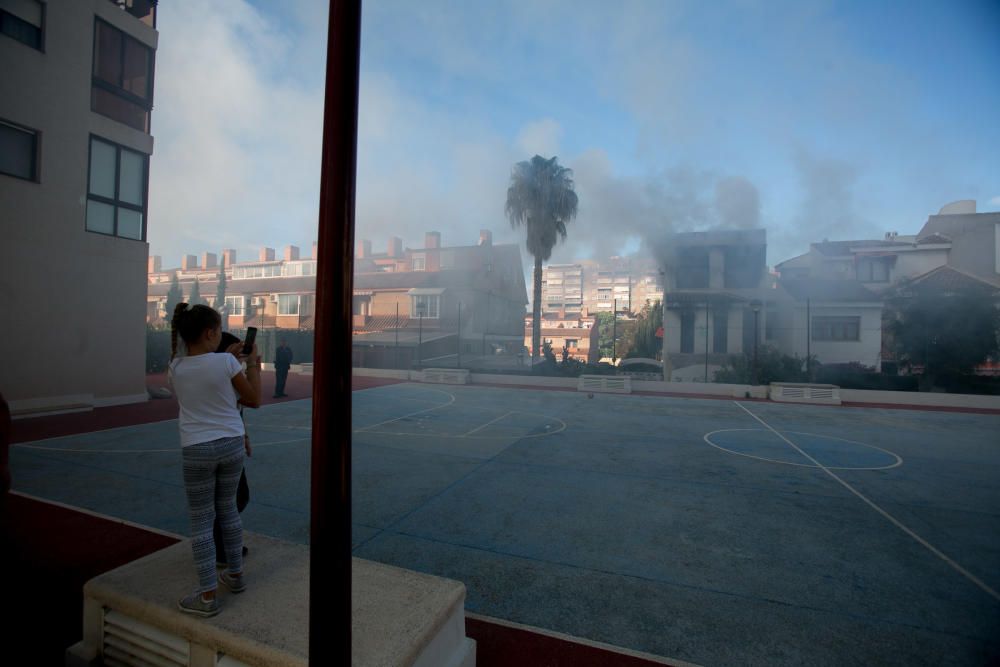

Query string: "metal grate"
[[423, 368, 470, 384], [577, 375, 632, 394], [102, 610, 189, 667]]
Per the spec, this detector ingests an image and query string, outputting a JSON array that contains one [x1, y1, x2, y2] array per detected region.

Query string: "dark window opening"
[[0, 1, 42, 50], [0, 119, 39, 181], [676, 248, 709, 288], [713, 310, 728, 353], [812, 316, 860, 341], [724, 246, 765, 288], [92, 19, 154, 132], [680, 310, 695, 353]]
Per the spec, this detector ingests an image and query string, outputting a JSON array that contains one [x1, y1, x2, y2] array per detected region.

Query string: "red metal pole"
[[310, 1, 361, 663]]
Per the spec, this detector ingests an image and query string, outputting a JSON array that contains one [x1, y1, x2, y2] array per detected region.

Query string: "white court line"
[[9, 491, 185, 540], [353, 390, 456, 432], [733, 401, 1000, 602], [462, 411, 514, 437]]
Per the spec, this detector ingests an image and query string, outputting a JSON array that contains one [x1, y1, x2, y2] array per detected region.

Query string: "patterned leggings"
[[182, 436, 245, 593]]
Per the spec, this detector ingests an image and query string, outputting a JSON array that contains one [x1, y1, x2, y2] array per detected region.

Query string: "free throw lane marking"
[[733, 401, 1000, 602]]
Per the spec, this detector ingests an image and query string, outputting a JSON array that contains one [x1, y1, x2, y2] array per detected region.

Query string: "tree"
[[164, 274, 183, 322], [887, 284, 1000, 381], [505, 155, 579, 364], [188, 278, 204, 306], [715, 344, 812, 384], [216, 265, 228, 329], [624, 301, 663, 359]]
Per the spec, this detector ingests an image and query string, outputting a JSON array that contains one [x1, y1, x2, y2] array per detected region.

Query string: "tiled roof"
[[778, 279, 880, 302], [906, 266, 1000, 294], [147, 276, 316, 297]]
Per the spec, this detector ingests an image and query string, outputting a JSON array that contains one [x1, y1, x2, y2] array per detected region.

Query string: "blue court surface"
[[10, 382, 1000, 666]]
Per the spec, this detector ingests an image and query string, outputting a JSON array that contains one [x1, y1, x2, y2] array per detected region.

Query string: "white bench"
[[769, 382, 841, 405], [577, 375, 632, 394], [422, 368, 471, 385]]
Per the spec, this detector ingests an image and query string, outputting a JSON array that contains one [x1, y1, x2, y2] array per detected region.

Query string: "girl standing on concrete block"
[[169, 303, 260, 617]]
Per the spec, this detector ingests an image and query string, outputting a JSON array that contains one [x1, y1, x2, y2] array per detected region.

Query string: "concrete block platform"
[[67, 532, 475, 667]]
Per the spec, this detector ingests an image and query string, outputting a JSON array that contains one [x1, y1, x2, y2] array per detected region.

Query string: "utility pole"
[[394, 302, 399, 370], [612, 298, 617, 363], [806, 297, 811, 381], [417, 313, 423, 367], [704, 301, 710, 382], [456, 301, 462, 368]]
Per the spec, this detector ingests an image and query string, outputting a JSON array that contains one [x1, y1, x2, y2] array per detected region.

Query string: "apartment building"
[[540, 256, 664, 317], [147, 244, 319, 330], [1, 0, 158, 415]]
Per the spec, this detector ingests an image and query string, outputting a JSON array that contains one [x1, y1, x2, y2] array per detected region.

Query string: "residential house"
[[523, 314, 600, 363], [352, 231, 528, 369], [659, 230, 772, 375]]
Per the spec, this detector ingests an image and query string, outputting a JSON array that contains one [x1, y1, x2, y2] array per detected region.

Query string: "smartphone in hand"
[[242, 327, 258, 356]]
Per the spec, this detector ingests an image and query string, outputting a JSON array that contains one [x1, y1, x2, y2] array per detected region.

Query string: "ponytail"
[[170, 302, 189, 361]]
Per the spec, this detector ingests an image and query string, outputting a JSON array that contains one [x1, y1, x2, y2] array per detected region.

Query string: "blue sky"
[[148, 0, 1000, 268]]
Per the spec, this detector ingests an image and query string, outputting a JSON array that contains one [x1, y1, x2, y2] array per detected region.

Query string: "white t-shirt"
[[169, 353, 246, 447]]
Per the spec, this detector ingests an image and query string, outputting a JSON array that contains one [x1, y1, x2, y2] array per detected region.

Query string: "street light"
[[750, 299, 762, 385]]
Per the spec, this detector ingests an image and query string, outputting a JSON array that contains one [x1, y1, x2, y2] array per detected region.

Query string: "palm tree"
[[505, 155, 579, 365]]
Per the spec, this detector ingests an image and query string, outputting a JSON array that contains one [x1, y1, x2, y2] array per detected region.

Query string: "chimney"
[[356, 240, 372, 259], [478, 229, 493, 246], [259, 247, 275, 262], [284, 245, 300, 261], [222, 249, 237, 266], [148, 255, 161, 273], [202, 252, 217, 270], [181, 254, 198, 271], [388, 236, 403, 258], [425, 231, 441, 249], [311, 242, 318, 260]]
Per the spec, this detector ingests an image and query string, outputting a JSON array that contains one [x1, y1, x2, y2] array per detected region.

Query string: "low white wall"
[[469, 373, 577, 389], [839, 388, 1000, 410], [350, 368, 1000, 411]]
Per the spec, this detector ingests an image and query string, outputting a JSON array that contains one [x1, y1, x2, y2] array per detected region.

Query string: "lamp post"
[[456, 301, 462, 368], [417, 313, 423, 367], [750, 299, 762, 385]]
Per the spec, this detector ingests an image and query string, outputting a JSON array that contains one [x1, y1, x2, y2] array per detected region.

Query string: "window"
[[0, 119, 38, 181], [278, 294, 300, 315], [811, 316, 860, 341], [680, 310, 695, 353], [411, 295, 439, 318], [0, 0, 43, 50], [677, 247, 710, 288], [224, 296, 244, 316], [412, 255, 426, 271], [713, 310, 728, 353], [856, 257, 890, 282], [86, 136, 148, 240], [92, 19, 154, 132]]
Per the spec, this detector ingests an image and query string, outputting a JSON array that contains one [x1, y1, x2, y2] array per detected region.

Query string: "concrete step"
[[67, 532, 475, 667]]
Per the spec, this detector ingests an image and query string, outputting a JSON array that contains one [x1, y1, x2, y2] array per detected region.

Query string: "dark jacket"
[[275, 346, 293, 370]]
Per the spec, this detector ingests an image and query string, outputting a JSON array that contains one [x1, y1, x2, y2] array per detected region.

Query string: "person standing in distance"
[[273, 339, 293, 398], [169, 303, 260, 617]]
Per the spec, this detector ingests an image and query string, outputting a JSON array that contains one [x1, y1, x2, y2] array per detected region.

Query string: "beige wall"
[[0, 1, 157, 412]]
